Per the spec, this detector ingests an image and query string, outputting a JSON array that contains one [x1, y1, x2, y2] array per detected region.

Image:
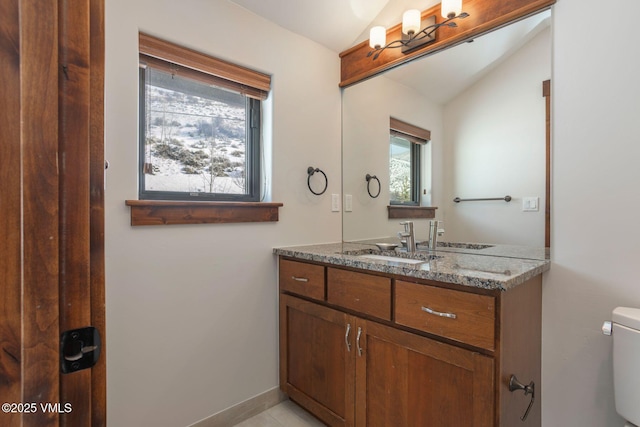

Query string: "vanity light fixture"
[[368, 0, 469, 60]]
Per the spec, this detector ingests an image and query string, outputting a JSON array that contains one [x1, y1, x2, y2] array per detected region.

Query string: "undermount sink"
[[358, 254, 425, 264], [342, 248, 440, 265]]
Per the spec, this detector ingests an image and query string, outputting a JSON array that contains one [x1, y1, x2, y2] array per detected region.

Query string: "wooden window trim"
[[138, 33, 268, 205], [387, 205, 437, 219], [139, 54, 266, 100], [390, 117, 431, 143], [390, 118, 429, 205], [125, 200, 283, 226], [139, 33, 270, 99], [134, 33, 283, 226]]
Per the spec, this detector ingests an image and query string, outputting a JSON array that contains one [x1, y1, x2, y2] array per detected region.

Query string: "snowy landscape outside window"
[[139, 61, 260, 201], [388, 118, 429, 206], [389, 134, 417, 204], [138, 47, 266, 202]]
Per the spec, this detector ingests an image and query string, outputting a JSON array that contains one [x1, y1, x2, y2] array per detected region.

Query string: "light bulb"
[[441, 0, 462, 19], [369, 26, 386, 49], [402, 9, 421, 35]]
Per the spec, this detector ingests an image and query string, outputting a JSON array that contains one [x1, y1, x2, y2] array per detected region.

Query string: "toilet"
[[610, 307, 640, 426]]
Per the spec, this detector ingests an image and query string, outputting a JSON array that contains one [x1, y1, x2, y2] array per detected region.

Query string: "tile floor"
[[233, 399, 325, 427]]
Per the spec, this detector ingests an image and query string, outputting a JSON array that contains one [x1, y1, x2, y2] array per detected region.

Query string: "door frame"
[[0, 1, 105, 426], [543, 79, 551, 249]]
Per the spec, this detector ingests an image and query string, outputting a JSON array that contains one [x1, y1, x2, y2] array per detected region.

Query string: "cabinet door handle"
[[356, 327, 363, 357], [345, 323, 352, 352], [421, 306, 457, 319], [291, 276, 309, 282], [509, 375, 535, 421]]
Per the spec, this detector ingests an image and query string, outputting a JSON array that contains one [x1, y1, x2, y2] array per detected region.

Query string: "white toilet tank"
[[612, 307, 640, 426]]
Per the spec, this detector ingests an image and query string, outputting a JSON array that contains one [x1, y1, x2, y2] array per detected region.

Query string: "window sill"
[[125, 200, 284, 226], [387, 205, 437, 219]]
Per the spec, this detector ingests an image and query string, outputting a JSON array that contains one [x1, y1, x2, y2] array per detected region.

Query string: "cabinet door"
[[280, 294, 355, 426], [355, 320, 494, 427]]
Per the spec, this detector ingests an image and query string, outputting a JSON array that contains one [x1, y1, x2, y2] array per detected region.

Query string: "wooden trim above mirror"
[[339, 0, 555, 87]]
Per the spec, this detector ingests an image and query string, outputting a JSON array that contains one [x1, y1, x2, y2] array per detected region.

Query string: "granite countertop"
[[273, 242, 550, 291]]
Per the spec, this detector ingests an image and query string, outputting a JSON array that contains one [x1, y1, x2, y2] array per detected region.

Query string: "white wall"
[[342, 76, 443, 242], [442, 27, 550, 246], [543, 0, 640, 425], [105, 1, 341, 426]]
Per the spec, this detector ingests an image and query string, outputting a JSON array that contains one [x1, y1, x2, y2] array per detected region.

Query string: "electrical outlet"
[[331, 194, 340, 212], [345, 194, 353, 212]]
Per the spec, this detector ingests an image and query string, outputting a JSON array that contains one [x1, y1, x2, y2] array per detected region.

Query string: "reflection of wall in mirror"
[[342, 74, 442, 242], [342, 25, 550, 246], [443, 26, 550, 247]]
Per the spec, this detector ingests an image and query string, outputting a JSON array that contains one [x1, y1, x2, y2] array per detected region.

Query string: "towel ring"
[[307, 167, 328, 196], [366, 174, 381, 198]]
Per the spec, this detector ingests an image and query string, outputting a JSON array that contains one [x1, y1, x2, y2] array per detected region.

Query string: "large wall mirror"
[[342, 9, 551, 259]]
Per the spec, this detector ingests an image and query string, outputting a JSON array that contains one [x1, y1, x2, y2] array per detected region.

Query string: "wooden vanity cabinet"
[[395, 280, 496, 350], [278, 258, 542, 426], [354, 320, 494, 427], [279, 259, 326, 301], [280, 294, 355, 426]]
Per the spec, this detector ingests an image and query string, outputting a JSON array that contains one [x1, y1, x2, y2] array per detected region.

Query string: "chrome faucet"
[[398, 221, 416, 253], [428, 220, 444, 251]]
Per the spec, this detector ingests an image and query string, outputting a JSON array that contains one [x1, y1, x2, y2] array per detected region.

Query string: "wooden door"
[[0, 1, 105, 426], [279, 294, 355, 426], [355, 320, 495, 427]]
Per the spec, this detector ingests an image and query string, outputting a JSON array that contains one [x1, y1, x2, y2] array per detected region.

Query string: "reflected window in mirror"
[[389, 118, 430, 205]]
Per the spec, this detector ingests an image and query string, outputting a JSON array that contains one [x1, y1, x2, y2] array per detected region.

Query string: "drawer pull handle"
[[421, 306, 457, 319], [345, 323, 352, 352], [291, 276, 309, 282], [356, 327, 363, 357]]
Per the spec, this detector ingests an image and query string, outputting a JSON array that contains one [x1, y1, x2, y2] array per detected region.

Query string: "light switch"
[[345, 194, 353, 212], [331, 194, 340, 212], [522, 197, 539, 212]]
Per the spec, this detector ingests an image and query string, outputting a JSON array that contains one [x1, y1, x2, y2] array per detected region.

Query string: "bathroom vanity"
[[274, 242, 548, 426]]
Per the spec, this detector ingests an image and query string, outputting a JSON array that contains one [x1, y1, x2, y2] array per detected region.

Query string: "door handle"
[[509, 374, 535, 421], [356, 327, 363, 357], [60, 326, 101, 374], [345, 323, 352, 352], [64, 344, 98, 362]]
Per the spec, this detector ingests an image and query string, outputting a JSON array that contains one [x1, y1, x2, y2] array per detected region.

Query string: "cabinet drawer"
[[395, 280, 495, 350], [327, 268, 391, 321], [279, 259, 325, 301]]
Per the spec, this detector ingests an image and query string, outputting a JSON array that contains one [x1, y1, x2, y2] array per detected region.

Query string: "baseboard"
[[188, 387, 286, 427]]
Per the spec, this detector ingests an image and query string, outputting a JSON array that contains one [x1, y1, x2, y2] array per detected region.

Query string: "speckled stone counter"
[[273, 242, 549, 291]]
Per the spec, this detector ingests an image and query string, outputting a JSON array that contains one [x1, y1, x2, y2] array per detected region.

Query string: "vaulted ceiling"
[[229, 0, 442, 53], [228, 0, 550, 104]]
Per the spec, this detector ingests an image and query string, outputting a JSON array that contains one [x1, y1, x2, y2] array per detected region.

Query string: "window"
[[138, 34, 270, 202], [389, 118, 430, 205]]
